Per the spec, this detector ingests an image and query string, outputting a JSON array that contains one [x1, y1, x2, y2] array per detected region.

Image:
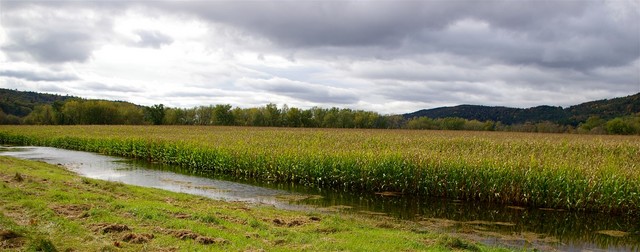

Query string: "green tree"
[[285, 107, 303, 127], [145, 104, 166, 125], [605, 118, 635, 135], [579, 116, 606, 133], [264, 103, 281, 127], [438, 117, 465, 130], [24, 105, 56, 125], [213, 104, 234, 126]]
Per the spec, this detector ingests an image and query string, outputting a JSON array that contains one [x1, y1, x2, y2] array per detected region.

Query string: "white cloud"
[[0, 1, 638, 114]]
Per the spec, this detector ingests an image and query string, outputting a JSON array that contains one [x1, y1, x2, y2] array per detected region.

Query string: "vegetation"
[[0, 89, 74, 118], [1, 156, 510, 251], [405, 93, 640, 126], [1, 126, 639, 215], [2, 88, 639, 135]]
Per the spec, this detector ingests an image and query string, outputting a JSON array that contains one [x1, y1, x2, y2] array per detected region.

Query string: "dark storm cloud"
[[133, 30, 174, 49]]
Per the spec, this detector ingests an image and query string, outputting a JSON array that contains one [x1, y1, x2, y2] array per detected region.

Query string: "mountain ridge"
[[405, 93, 640, 126], [1, 88, 639, 126]]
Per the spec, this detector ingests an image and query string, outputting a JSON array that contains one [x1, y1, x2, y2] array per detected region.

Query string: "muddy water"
[[2, 146, 638, 251]]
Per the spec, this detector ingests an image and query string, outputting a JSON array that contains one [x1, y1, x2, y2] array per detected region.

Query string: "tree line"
[[1, 98, 639, 135]]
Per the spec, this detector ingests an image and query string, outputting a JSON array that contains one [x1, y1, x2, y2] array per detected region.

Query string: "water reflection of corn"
[[1, 125, 638, 214]]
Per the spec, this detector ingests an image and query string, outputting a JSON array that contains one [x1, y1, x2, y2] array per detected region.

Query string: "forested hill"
[[404, 93, 640, 126], [0, 88, 75, 117]]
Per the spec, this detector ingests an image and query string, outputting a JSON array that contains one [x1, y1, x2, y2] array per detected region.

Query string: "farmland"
[[1, 125, 639, 214], [2, 156, 511, 251]]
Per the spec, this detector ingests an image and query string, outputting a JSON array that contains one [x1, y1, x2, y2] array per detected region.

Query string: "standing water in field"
[[0, 146, 305, 210], [1, 146, 638, 251]]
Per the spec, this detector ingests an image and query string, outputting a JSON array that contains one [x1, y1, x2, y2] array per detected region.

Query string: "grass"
[[0, 156, 509, 251], [0, 125, 639, 214]]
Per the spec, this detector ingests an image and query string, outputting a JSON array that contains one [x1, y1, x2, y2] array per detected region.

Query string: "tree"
[[605, 118, 636, 135], [24, 105, 56, 125], [145, 104, 166, 125], [578, 116, 605, 133], [264, 103, 281, 127], [213, 104, 234, 126], [284, 107, 301, 127]]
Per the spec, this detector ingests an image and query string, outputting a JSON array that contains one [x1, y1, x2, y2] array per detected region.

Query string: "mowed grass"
[[0, 156, 509, 251], [1, 125, 639, 214]]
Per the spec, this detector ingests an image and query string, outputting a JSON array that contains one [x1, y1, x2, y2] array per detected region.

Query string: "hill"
[[404, 93, 640, 126], [0, 88, 75, 117]]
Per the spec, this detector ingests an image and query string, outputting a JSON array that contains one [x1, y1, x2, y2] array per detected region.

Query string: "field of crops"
[[1, 125, 639, 214]]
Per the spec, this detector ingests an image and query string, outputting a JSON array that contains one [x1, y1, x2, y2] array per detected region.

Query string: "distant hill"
[[2, 88, 639, 127], [0, 88, 76, 117], [404, 93, 640, 126]]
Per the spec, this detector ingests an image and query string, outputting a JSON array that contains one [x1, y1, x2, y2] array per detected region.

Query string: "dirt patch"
[[272, 218, 305, 227], [13, 173, 24, 182], [2, 206, 32, 226], [122, 233, 154, 244], [195, 236, 228, 245], [157, 228, 228, 245], [0, 230, 20, 240], [92, 223, 130, 234], [169, 229, 199, 240], [51, 204, 90, 219], [0, 229, 25, 249]]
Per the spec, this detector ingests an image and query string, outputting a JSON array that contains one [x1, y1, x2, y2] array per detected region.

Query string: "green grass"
[[1, 125, 639, 214], [0, 156, 509, 251]]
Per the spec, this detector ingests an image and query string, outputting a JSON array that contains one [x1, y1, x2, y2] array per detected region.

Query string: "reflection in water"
[[1, 146, 638, 251], [0, 146, 305, 210]]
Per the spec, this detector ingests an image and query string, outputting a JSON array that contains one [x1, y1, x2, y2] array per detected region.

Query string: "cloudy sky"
[[1, 0, 639, 114]]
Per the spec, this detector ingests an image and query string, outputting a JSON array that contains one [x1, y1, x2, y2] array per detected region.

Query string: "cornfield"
[[1, 125, 638, 214]]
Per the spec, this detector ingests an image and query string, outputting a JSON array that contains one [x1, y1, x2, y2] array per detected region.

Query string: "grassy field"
[[0, 156, 509, 251], [1, 125, 639, 214]]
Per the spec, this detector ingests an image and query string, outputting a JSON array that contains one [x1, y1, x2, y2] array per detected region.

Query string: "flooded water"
[[2, 146, 638, 251]]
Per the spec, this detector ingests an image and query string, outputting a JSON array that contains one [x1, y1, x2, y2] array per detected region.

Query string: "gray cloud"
[[81, 82, 144, 93], [0, 69, 79, 82], [240, 77, 359, 104], [133, 30, 174, 49], [0, 1, 638, 113], [171, 1, 638, 70], [0, 2, 115, 63], [3, 31, 98, 63]]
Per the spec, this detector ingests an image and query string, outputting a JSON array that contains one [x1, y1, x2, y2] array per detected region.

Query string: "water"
[[0, 146, 305, 210], [1, 146, 638, 251]]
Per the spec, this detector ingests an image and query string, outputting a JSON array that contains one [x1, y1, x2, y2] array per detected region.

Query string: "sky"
[[0, 0, 639, 114]]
